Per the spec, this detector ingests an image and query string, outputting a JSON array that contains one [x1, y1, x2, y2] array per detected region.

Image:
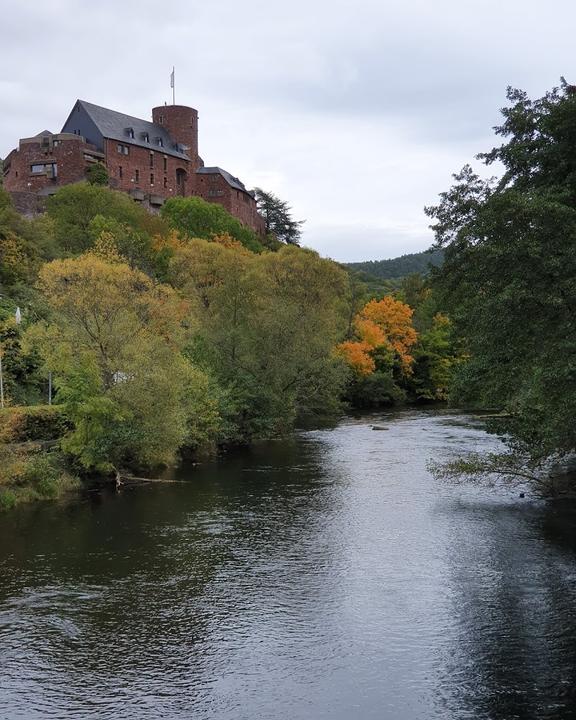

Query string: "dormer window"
[[142, 132, 149, 143], [156, 137, 164, 147], [125, 127, 135, 139]]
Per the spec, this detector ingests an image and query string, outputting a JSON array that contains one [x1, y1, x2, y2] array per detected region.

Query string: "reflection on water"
[[1, 409, 576, 719]]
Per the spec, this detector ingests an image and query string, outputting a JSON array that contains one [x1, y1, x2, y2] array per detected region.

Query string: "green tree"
[[169, 240, 349, 439], [161, 196, 264, 253], [28, 252, 218, 471], [253, 188, 304, 245], [46, 183, 166, 253], [85, 163, 109, 186], [426, 81, 576, 490]]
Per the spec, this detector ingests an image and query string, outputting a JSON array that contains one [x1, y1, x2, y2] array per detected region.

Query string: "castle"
[[2, 99, 266, 235]]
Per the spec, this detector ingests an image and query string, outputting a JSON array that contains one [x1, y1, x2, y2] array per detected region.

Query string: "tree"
[[85, 163, 109, 186], [168, 240, 350, 438], [28, 252, 217, 471], [46, 183, 166, 253], [426, 81, 576, 491], [337, 295, 418, 407], [338, 296, 417, 376], [253, 188, 304, 245], [161, 196, 264, 253]]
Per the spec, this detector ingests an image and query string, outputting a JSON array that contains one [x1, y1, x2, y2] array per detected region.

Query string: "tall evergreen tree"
[[253, 188, 304, 245]]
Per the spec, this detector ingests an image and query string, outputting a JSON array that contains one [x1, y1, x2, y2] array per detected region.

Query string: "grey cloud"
[[1, 0, 575, 260]]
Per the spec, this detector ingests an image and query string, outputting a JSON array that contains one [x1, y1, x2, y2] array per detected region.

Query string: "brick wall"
[[104, 138, 193, 201], [196, 172, 266, 235], [3, 134, 99, 194]]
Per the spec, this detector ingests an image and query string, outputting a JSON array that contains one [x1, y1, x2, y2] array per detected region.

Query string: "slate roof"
[[197, 166, 252, 194], [71, 100, 189, 160]]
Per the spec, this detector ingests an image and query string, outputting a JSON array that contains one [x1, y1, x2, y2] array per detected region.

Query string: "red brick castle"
[[2, 99, 265, 235]]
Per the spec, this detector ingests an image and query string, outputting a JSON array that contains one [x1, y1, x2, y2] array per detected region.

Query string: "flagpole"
[[172, 66, 175, 105]]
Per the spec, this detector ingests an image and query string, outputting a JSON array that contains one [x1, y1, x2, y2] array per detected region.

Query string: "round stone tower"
[[152, 105, 199, 165]]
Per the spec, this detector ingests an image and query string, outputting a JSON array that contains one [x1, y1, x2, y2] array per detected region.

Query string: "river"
[[1, 409, 576, 719]]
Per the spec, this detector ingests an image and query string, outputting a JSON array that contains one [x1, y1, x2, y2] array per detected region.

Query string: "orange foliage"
[[336, 340, 375, 376], [354, 317, 387, 349], [338, 295, 417, 376], [358, 297, 417, 370]]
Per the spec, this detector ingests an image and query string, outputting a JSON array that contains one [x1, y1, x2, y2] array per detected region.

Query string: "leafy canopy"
[[426, 80, 576, 463]]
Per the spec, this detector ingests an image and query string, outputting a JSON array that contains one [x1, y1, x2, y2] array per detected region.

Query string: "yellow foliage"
[[37, 253, 189, 386], [152, 229, 186, 253], [211, 232, 253, 255]]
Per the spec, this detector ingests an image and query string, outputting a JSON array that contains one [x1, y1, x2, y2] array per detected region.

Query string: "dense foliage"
[[346, 249, 444, 280], [337, 277, 460, 407], [161, 196, 266, 253], [426, 81, 576, 490], [0, 178, 459, 507]]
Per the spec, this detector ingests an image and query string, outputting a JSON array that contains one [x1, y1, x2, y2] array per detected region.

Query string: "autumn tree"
[[28, 252, 219, 471], [337, 295, 418, 407], [338, 296, 417, 375]]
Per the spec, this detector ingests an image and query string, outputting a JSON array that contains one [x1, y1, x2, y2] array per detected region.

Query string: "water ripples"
[[1, 410, 576, 718]]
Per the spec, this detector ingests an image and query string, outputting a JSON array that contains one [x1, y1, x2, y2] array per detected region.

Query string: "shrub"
[[0, 405, 69, 443]]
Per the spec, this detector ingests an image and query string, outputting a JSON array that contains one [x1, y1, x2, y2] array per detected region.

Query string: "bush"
[[0, 405, 69, 443], [0, 490, 17, 511], [161, 196, 265, 253], [0, 446, 80, 509], [85, 163, 109, 186]]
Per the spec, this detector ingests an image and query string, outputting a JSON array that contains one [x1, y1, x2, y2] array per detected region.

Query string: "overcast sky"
[[0, 0, 573, 261]]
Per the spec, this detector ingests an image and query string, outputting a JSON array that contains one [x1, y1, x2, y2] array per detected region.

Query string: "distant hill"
[[346, 249, 444, 280]]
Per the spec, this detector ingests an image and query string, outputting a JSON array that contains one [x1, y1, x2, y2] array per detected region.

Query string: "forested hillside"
[[0, 182, 460, 508], [346, 249, 444, 280]]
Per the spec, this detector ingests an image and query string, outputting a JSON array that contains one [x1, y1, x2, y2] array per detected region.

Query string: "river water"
[[1, 409, 576, 719]]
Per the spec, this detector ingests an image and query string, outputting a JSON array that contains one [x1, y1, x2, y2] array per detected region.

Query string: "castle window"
[[119, 166, 123, 179], [135, 169, 140, 183], [158, 115, 164, 125], [31, 164, 46, 173], [117, 144, 129, 155], [125, 127, 135, 139], [156, 137, 164, 147], [163, 177, 168, 188], [150, 173, 154, 186], [163, 157, 167, 172], [149, 152, 154, 169], [142, 132, 149, 143]]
